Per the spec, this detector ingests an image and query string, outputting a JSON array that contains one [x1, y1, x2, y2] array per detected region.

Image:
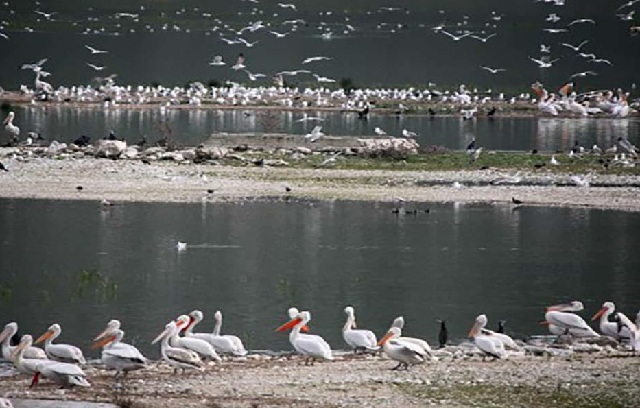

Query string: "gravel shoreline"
[[0, 157, 639, 212]]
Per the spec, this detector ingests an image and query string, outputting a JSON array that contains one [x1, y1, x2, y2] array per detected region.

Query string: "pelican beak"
[[377, 331, 394, 347], [591, 307, 607, 321], [175, 318, 188, 332], [35, 330, 53, 345], [91, 334, 116, 350], [11, 341, 26, 358], [0, 327, 11, 343], [468, 322, 481, 338], [275, 317, 302, 332], [93, 328, 111, 341], [152, 327, 169, 344]]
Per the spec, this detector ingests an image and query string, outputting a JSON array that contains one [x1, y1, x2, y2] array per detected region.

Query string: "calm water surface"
[[1, 198, 639, 358], [12, 105, 640, 152]]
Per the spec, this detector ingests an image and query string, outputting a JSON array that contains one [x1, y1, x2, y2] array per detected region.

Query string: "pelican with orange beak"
[[468, 314, 507, 360], [386, 316, 432, 356], [35, 323, 86, 364], [591, 302, 632, 339], [172, 315, 221, 362], [614, 312, 640, 353], [152, 321, 204, 373], [12, 334, 89, 388], [92, 328, 147, 377], [0, 322, 47, 361], [544, 301, 599, 337], [183, 310, 247, 356], [377, 327, 427, 370], [275, 311, 332, 364]]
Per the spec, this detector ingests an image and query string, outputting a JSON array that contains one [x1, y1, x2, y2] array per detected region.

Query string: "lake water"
[[10, 105, 640, 152], [1, 198, 639, 358]]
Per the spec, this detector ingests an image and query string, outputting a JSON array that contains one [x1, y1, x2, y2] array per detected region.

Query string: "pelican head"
[[94, 319, 121, 341], [189, 310, 204, 326], [2, 112, 14, 125], [92, 329, 123, 349], [287, 307, 300, 319], [152, 321, 178, 344], [35, 323, 61, 344], [391, 316, 405, 329], [468, 314, 488, 337], [214, 310, 222, 321], [174, 315, 190, 332], [11, 334, 33, 358], [591, 302, 615, 321], [276, 310, 311, 332], [0, 322, 18, 343], [377, 327, 401, 346]]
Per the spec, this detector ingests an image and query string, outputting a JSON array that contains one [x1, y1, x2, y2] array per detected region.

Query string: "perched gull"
[[402, 129, 417, 138], [209, 55, 225, 66], [374, 127, 387, 136]]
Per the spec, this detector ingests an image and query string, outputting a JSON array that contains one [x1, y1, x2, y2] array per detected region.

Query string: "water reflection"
[[0, 198, 639, 357], [13, 105, 640, 152]]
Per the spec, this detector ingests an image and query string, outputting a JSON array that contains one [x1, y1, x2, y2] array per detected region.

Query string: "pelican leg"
[[391, 362, 404, 371], [29, 372, 41, 388]]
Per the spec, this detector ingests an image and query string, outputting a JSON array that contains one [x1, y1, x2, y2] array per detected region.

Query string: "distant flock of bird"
[[1, 301, 639, 391]]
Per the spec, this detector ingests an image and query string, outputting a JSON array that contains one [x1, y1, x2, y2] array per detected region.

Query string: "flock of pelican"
[[1, 301, 639, 389]]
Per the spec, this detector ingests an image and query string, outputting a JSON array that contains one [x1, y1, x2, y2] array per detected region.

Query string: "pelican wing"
[[474, 335, 506, 358], [165, 347, 202, 367], [344, 329, 378, 349], [294, 334, 333, 359], [398, 336, 432, 356], [104, 344, 146, 362], [38, 360, 86, 377], [46, 344, 86, 364], [386, 340, 426, 364], [177, 337, 220, 360], [546, 311, 598, 336]]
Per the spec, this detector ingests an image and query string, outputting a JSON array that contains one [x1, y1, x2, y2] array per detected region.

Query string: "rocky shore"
[[0, 343, 639, 408]]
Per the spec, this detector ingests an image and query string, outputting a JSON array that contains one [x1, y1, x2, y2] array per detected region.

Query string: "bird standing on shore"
[[437, 320, 448, 348], [3, 112, 19, 139]]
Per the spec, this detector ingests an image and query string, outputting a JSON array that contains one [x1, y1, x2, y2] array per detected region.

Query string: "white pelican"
[[592, 302, 632, 339], [615, 313, 640, 352], [276, 311, 333, 364], [12, 335, 90, 388], [173, 315, 221, 362], [476, 315, 520, 350], [152, 321, 203, 372], [3, 112, 19, 137], [35, 323, 86, 364], [183, 310, 247, 356], [378, 327, 427, 370], [0, 322, 47, 360], [544, 301, 599, 337], [469, 314, 507, 359], [387, 316, 432, 356], [342, 306, 378, 353], [93, 328, 147, 377]]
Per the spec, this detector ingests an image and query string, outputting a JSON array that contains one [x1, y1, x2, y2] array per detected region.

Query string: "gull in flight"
[[35, 10, 57, 20], [237, 37, 259, 47], [577, 52, 596, 59], [470, 33, 496, 42], [543, 28, 568, 33], [529, 57, 559, 68], [85, 45, 108, 54], [302, 56, 332, 64], [618, 10, 636, 21], [589, 58, 612, 66], [567, 19, 595, 26], [540, 44, 551, 53], [269, 31, 290, 38], [546, 13, 561, 23], [313, 74, 336, 83], [219, 36, 241, 45], [0, 32, 8, 40], [209, 55, 225, 66], [441, 30, 470, 41], [561, 40, 588, 52], [618, 0, 640, 11], [21, 58, 48, 72], [481, 66, 506, 74], [87, 63, 107, 71], [243, 69, 266, 81], [278, 3, 297, 10], [305, 126, 324, 143], [570, 70, 597, 79], [277, 69, 311, 76]]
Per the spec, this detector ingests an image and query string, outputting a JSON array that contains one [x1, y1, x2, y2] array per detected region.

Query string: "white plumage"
[[184, 310, 248, 356], [35, 323, 86, 364], [342, 306, 378, 352], [378, 327, 428, 370], [544, 301, 599, 337], [276, 311, 333, 364], [469, 314, 507, 359], [152, 321, 204, 372], [0, 322, 47, 360]]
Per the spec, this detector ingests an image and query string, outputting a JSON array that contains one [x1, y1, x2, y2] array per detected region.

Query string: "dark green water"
[[0, 198, 639, 358]]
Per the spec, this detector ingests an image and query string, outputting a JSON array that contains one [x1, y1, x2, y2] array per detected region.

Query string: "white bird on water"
[[177, 241, 187, 251], [374, 127, 387, 136]]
